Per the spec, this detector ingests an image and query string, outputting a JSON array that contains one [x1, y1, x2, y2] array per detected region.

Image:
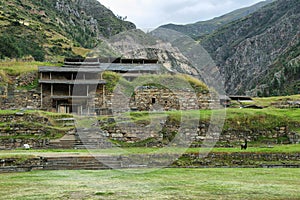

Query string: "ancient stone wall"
[[0, 157, 44, 173], [1, 153, 300, 172], [94, 85, 108, 115], [173, 152, 300, 168], [0, 138, 50, 150], [41, 85, 53, 111], [0, 113, 49, 123], [0, 72, 41, 110], [100, 120, 299, 145], [271, 100, 300, 109], [0, 89, 41, 110], [101, 121, 162, 142], [1, 71, 221, 113], [131, 89, 213, 111], [0, 112, 298, 150], [0, 114, 55, 149]]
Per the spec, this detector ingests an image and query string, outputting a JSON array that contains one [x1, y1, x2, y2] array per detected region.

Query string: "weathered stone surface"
[[130, 88, 216, 111], [100, 119, 299, 145]]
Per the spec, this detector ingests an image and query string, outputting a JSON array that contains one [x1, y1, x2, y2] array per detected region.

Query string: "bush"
[[0, 34, 45, 61]]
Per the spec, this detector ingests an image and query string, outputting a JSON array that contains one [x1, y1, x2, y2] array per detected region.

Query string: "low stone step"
[[74, 144, 112, 149], [43, 156, 122, 170]]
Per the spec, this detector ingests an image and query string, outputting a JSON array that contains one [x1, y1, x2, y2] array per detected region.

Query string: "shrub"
[[0, 34, 45, 61]]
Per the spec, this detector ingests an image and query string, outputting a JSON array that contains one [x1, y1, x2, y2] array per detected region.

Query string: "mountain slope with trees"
[[0, 0, 135, 61]]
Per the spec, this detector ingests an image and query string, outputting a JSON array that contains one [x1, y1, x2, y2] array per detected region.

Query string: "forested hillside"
[[0, 0, 135, 61]]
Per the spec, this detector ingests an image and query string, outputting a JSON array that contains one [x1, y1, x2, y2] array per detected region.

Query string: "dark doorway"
[[152, 98, 156, 104]]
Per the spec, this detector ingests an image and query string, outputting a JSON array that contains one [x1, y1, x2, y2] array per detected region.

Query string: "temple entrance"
[[58, 104, 70, 113], [55, 100, 71, 114], [52, 99, 86, 114]]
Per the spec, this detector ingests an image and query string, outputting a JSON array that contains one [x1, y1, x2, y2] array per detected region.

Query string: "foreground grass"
[[0, 168, 299, 200]]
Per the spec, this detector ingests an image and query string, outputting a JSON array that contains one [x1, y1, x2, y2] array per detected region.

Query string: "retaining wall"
[[0, 114, 58, 149], [1, 152, 299, 172], [100, 120, 299, 145]]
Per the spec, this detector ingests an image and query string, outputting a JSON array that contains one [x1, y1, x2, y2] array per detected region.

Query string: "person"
[[241, 139, 247, 150]]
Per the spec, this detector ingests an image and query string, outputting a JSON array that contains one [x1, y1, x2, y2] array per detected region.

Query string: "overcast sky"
[[99, 0, 264, 29]]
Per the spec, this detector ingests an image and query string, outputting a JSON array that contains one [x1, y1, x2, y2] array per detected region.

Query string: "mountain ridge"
[[0, 0, 298, 97], [160, 0, 275, 39]]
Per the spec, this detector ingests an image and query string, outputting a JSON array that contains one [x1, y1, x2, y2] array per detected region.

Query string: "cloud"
[[99, 0, 263, 28]]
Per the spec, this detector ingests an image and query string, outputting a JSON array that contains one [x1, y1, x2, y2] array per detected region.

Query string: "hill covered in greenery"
[[0, 0, 135, 61]]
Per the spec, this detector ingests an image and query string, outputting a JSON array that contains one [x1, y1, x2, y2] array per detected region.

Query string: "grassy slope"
[[0, 61, 62, 91], [0, 168, 299, 199], [0, 0, 134, 60], [0, 61, 61, 75]]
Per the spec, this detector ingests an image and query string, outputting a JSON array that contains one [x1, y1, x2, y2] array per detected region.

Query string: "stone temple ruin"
[[39, 57, 171, 115], [38, 57, 214, 115], [1, 58, 299, 151], [0, 57, 216, 114]]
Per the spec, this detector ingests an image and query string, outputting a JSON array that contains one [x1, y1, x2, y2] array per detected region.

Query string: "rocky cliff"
[[201, 0, 299, 96], [94, 29, 222, 93]]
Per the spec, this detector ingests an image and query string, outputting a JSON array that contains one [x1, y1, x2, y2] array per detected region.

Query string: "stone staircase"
[[49, 113, 113, 149], [49, 128, 113, 149], [74, 128, 113, 149], [42, 153, 177, 170], [49, 134, 77, 149]]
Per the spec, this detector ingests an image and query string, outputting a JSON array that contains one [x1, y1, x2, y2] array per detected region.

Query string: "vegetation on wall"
[[0, 61, 61, 90], [102, 72, 210, 96], [0, 61, 60, 75], [102, 71, 122, 94], [133, 74, 209, 93]]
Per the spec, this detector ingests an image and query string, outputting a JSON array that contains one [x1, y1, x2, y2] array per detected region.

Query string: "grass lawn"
[[0, 168, 299, 200], [0, 144, 299, 159]]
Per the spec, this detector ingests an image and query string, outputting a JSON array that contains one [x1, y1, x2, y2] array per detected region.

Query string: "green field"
[[0, 168, 299, 200], [1, 144, 300, 157]]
